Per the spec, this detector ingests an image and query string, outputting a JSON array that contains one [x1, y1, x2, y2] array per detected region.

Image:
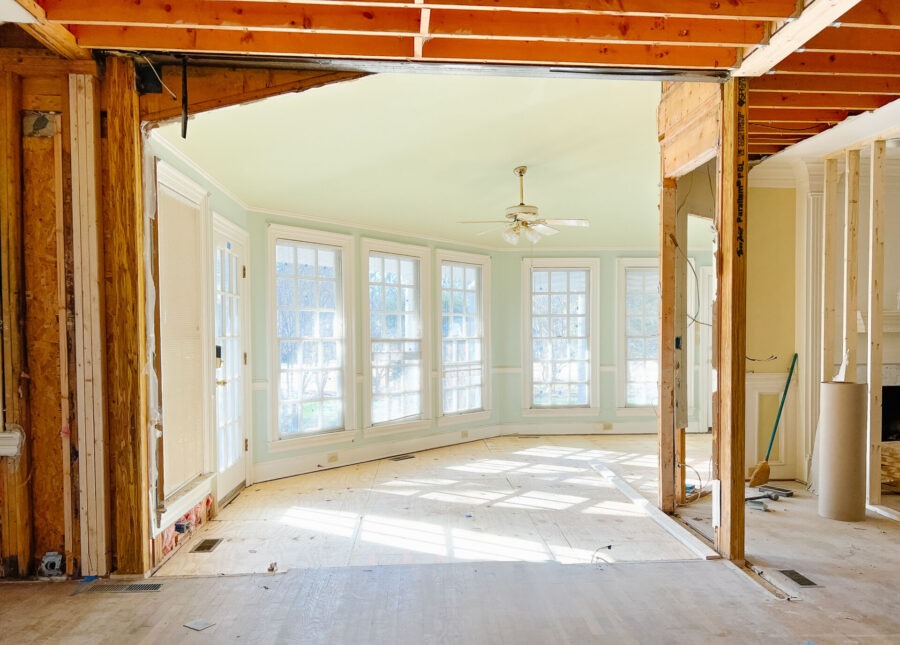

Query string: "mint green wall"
[[149, 137, 713, 469]]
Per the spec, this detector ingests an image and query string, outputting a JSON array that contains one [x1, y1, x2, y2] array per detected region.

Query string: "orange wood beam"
[[840, 1, 900, 29], [748, 144, 789, 154], [750, 92, 894, 110], [45, 1, 769, 47], [0, 49, 97, 76], [422, 38, 739, 68], [804, 26, 900, 54], [749, 122, 829, 134], [69, 25, 415, 58], [11, 0, 91, 60], [44, 0, 422, 35], [775, 52, 900, 76], [751, 74, 900, 95], [429, 10, 766, 46], [748, 107, 850, 122]]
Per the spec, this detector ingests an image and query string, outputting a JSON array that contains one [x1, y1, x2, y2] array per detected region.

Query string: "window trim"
[[616, 257, 659, 412], [360, 238, 432, 435], [266, 224, 357, 446], [435, 249, 492, 421], [521, 257, 601, 414]]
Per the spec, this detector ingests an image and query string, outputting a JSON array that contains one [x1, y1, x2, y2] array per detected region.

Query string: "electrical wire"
[[141, 55, 178, 101]]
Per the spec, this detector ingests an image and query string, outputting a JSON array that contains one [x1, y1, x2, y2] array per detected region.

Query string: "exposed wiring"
[[750, 122, 824, 133], [141, 55, 178, 101], [746, 354, 777, 362]]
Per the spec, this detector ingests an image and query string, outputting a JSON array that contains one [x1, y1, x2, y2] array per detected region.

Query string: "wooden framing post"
[[69, 73, 110, 576], [821, 157, 839, 382], [102, 56, 150, 575], [842, 148, 860, 377], [866, 139, 885, 505], [659, 177, 677, 513], [0, 71, 33, 577], [715, 78, 748, 563]]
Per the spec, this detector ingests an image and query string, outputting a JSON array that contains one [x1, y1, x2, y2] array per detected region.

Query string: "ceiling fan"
[[461, 166, 590, 245]]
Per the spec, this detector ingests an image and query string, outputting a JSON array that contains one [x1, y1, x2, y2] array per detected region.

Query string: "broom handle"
[[765, 352, 798, 462]]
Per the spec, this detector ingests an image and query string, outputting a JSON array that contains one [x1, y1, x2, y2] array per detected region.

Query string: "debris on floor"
[[183, 618, 215, 632]]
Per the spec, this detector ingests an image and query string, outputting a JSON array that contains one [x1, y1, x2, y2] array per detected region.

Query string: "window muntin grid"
[[440, 261, 483, 415], [623, 266, 660, 407]]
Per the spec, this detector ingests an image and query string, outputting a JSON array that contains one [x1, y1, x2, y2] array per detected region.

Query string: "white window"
[[523, 258, 600, 411], [437, 251, 491, 417], [618, 259, 659, 408], [268, 225, 354, 439], [362, 240, 431, 429]]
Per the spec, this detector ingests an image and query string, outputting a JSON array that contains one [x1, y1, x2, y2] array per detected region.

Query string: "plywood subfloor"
[[156, 436, 703, 576]]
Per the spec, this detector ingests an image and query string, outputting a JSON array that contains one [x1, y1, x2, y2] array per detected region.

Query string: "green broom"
[[749, 352, 798, 488]]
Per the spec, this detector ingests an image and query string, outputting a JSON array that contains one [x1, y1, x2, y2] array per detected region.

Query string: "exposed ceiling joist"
[[733, 0, 864, 77], [751, 74, 900, 94], [7, 0, 91, 60]]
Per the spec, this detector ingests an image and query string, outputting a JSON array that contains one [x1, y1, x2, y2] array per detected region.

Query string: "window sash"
[[529, 267, 591, 408], [621, 262, 660, 408], [440, 260, 484, 415], [274, 239, 346, 436], [368, 251, 423, 425]]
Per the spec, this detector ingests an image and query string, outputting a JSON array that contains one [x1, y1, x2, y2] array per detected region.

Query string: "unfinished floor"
[[1, 433, 898, 644]]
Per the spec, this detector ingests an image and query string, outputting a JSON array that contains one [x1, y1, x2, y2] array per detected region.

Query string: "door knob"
[[216, 379, 228, 386]]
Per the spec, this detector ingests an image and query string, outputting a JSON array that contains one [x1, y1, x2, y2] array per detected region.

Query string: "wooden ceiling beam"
[[429, 11, 767, 46], [751, 74, 900, 95], [422, 38, 739, 68], [775, 51, 900, 76], [10, 0, 92, 59], [748, 144, 790, 153], [733, 0, 864, 77], [749, 106, 850, 122], [840, 0, 900, 28], [803, 26, 900, 54], [750, 92, 893, 110], [749, 122, 829, 135], [68, 25, 415, 58], [199, 0, 799, 21], [43, 0, 423, 35], [44, 1, 768, 47]]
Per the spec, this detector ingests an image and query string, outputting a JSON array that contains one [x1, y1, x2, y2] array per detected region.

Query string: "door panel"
[[214, 224, 248, 501]]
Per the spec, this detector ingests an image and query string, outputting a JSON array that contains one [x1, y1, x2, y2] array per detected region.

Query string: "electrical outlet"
[[327, 452, 338, 464], [461, 430, 469, 439]]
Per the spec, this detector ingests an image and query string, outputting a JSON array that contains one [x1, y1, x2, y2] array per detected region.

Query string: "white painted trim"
[[268, 429, 357, 453], [254, 425, 498, 483], [745, 372, 797, 478], [267, 224, 357, 441], [437, 410, 492, 427], [154, 474, 214, 537], [521, 257, 601, 412], [867, 504, 900, 522], [435, 249, 492, 418], [150, 131, 250, 210], [492, 367, 521, 375], [360, 237, 432, 430], [591, 465, 720, 560], [521, 407, 598, 418], [252, 380, 268, 391]]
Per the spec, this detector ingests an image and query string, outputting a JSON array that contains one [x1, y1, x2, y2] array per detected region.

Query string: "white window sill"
[[268, 429, 356, 453], [522, 407, 599, 418], [363, 419, 431, 438], [155, 473, 214, 537], [616, 406, 659, 417], [437, 410, 491, 427]]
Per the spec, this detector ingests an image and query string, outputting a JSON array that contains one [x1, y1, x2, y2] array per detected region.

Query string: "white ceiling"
[[155, 73, 677, 250]]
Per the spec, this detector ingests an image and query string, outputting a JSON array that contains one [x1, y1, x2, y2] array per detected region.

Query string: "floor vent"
[[779, 569, 819, 587], [191, 538, 223, 553], [86, 582, 163, 594], [390, 454, 415, 461]]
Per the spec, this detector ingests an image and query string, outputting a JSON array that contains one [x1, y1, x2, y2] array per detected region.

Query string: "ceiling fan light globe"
[[502, 227, 520, 245], [522, 226, 542, 244]]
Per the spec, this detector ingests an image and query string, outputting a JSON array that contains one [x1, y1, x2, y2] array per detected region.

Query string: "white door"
[[214, 221, 249, 502]]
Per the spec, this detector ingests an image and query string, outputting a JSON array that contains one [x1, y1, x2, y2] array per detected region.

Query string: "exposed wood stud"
[[866, 139, 885, 506], [102, 56, 151, 575], [821, 157, 838, 382], [0, 71, 33, 577], [658, 176, 676, 514], [69, 73, 110, 577], [13, 0, 93, 60], [841, 148, 860, 378], [715, 78, 748, 564]]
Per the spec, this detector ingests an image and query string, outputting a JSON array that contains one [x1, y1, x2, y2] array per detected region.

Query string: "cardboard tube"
[[818, 382, 867, 521]]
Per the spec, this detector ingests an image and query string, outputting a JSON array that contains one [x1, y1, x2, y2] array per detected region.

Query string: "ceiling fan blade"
[[530, 223, 559, 236], [476, 224, 507, 237], [541, 218, 590, 228]]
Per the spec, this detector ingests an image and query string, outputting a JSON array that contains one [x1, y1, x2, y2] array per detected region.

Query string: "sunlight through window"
[[280, 507, 359, 537]]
